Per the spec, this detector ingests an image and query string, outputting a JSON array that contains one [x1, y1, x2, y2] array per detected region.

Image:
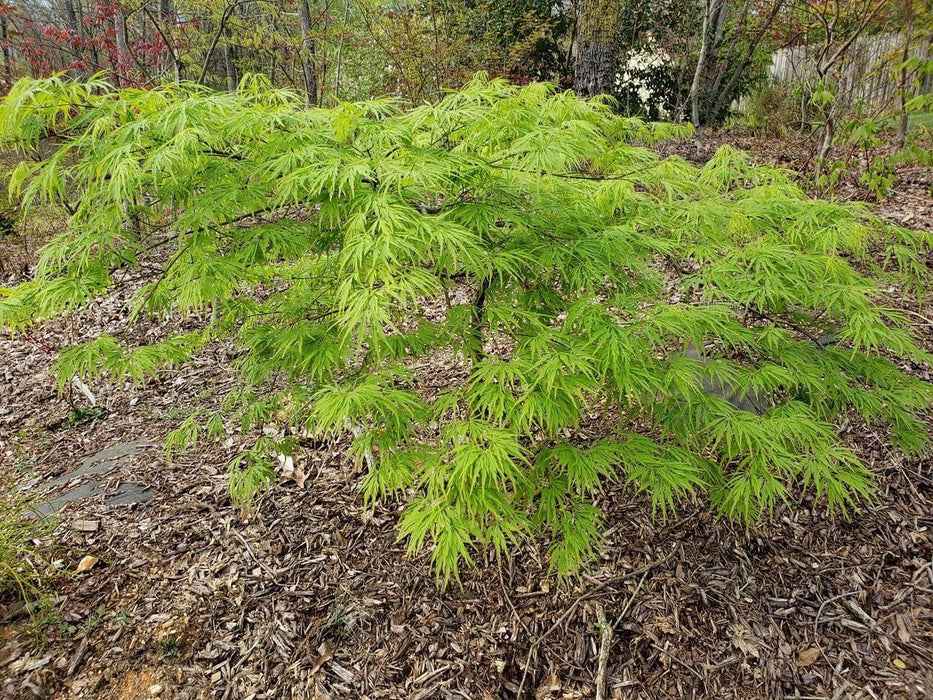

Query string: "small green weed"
[[157, 635, 180, 658], [61, 406, 103, 429], [29, 595, 66, 649], [166, 407, 190, 420], [84, 604, 109, 634]]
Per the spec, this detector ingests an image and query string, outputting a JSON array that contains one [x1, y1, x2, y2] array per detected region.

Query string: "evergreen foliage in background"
[[1, 75, 932, 581]]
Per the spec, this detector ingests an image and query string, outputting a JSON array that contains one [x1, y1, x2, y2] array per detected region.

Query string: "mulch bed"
[[1, 133, 932, 699]]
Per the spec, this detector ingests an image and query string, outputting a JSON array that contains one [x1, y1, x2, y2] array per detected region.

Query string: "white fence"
[[769, 32, 932, 109]]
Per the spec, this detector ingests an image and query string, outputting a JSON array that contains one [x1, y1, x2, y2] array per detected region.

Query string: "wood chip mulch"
[[1, 135, 933, 699]]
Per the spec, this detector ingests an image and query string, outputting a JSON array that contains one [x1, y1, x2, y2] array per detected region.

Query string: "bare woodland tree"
[[688, 0, 725, 152], [297, 0, 318, 106], [799, 0, 893, 177]]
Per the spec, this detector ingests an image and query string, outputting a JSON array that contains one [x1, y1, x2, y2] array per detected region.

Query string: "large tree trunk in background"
[[62, 0, 79, 33], [573, 0, 620, 99], [63, 0, 86, 80], [297, 0, 318, 106]]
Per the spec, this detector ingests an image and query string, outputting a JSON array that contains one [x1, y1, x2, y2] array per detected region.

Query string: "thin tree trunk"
[[689, 0, 722, 154], [0, 17, 11, 90], [711, 0, 729, 50], [813, 62, 834, 184], [114, 5, 129, 87], [895, 1, 914, 151], [469, 277, 490, 363], [297, 0, 318, 106], [920, 36, 932, 94], [199, 4, 238, 86], [222, 36, 237, 91], [62, 0, 78, 34], [61, 0, 87, 79], [159, 0, 182, 84], [334, 0, 351, 100], [711, 0, 785, 118]]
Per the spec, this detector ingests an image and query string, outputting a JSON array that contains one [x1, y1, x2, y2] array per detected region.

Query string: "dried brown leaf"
[[310, 641, 334, 676], [730, 625, 759, 659], [534, 673, 561, 699], [796, 648, 821, 667], [894, 614, 911, 643]]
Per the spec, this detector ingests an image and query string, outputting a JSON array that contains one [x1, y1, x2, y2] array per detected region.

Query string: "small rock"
[[76, 555, 99, 573], [149, 684, 163, 696]]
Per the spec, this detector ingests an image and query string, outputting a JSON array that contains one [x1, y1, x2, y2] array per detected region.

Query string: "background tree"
[[573, 0, 620, 98], [609, 1, 786, 125], [891, 0, 933, 149], [788, 0, 895, 175]]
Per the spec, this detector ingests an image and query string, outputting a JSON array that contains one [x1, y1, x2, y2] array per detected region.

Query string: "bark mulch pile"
[[1, 135, 932, 699]]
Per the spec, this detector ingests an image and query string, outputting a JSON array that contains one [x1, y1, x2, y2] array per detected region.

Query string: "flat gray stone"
[[43, 441, 148, 489], [682, 344, 772, 415], [31, 441, 157, 517], [31, 482, 101, 518], [104, 482, 153, 506]]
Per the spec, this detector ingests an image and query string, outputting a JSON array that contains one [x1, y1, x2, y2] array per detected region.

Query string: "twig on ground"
[[515, 545, 676, 699], [813, 590, 859, 670], [594, 604, 612, 700], [498, 554, 532, 637]]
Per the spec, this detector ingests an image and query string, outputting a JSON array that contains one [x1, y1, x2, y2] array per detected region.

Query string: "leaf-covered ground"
[[1, 137, 933, 699]]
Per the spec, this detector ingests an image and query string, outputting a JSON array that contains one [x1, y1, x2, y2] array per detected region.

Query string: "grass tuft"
[[0, 495, 54, 604]]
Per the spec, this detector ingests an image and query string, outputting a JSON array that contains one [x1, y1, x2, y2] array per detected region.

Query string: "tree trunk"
[[895, 0, 914, 152], [334, 0, 351, 100], [61, 0, 86, 79], [921, 36, 932, 95], [573, 0, 620, 99], [223, 37, 237, 91], [158, 0, 182, 84], [689, 0, 722, 154], [114, 5, 128, 87], [0, 17, 11, 90], [62, 0, 79, 34], [297, 0, 318, 106], [813, 85, 834, 185], [710, 0, 785, 119]]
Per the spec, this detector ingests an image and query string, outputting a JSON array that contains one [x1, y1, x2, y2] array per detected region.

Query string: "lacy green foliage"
[[2, 74, 933, 582]]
